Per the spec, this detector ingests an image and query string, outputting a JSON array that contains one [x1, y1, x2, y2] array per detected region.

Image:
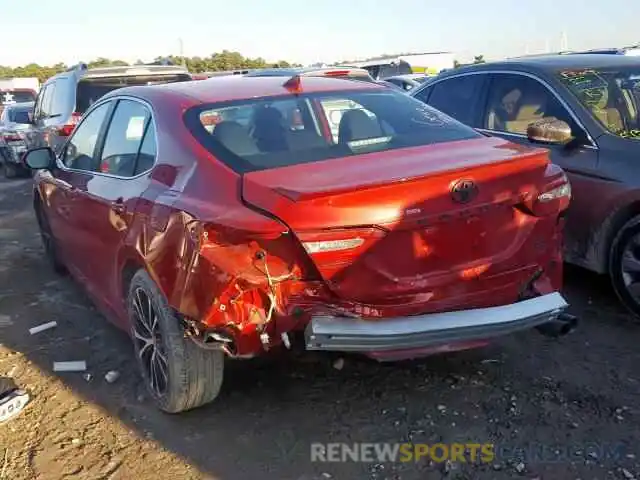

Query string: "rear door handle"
[[111, 198, 126, 215]]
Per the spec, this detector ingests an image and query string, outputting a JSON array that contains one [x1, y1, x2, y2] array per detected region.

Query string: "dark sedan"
[[410, 54, 640, 316]]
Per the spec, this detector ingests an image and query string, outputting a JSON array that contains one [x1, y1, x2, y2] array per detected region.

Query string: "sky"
[[2, 0, 640, 67]]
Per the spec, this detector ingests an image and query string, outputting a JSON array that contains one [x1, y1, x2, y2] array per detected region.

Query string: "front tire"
[[610, 216, 640, 317], [127, 269, 224, 413], [34, 205, 67, 275]]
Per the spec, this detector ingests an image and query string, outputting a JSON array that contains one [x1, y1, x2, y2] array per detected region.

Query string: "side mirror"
[[526, 118, 573, 145], [23, 147, 56, 170]]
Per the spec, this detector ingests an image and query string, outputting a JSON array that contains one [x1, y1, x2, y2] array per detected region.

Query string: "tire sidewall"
[[610, 216, 640, 317], [127, 269, 224, 413]]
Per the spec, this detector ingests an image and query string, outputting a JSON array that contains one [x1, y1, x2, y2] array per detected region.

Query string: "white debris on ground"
[[52, 361, 87, 372]]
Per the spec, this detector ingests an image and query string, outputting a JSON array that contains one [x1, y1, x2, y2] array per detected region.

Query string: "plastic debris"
[[104, 371, 120, 384], [29, 321, 58, 335], [83, 373, 92, 382], [332, 358, 344, 370], [0, 378, 29, 423], [53, 361, 87, 372]]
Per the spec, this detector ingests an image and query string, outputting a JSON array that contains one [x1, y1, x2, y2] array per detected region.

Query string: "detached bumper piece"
[[305, 292, 570, 352]]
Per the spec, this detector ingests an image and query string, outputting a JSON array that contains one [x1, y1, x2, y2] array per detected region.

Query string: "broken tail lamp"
[[57, 112, 83, 137]]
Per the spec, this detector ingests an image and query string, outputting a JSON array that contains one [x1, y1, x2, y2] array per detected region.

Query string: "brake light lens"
[[3, 132, 24, 142], [57, 112, 82, 137], [303, 237, 365, 254]]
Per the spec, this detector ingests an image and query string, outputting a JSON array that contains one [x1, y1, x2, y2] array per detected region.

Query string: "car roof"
[[444, 54, 640, 77], [106, 74, 383, 104]]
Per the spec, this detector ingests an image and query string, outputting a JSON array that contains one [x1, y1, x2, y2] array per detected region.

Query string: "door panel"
[[479, 72, 600, 263], [74, 99, 156, 323]]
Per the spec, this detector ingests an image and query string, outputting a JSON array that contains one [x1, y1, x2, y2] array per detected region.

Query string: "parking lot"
[[0, 174, 639, 479]]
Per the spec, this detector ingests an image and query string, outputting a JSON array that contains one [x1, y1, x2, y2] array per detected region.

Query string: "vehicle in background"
[[0, 102, 34, 178], [342, 52, 455, 79], [193, 69, 252, 79], [410, 54, 640, 317], [22, 72, 574, 413], [26, 62, 192, 153], [384, 74, 430, 91], [570, 45, 640, 57], [0, 78, 39, 115]]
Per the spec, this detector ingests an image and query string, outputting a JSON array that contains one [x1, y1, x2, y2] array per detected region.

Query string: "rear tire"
[[610, 215, 640, 318], [3, 162, 17, 179], [127, 269, 224, 413]]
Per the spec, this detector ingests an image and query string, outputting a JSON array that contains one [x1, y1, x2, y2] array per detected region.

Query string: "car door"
[[48, 101, 114, 282], [477, 72, 600, 260], [76, 98, 157, 321]]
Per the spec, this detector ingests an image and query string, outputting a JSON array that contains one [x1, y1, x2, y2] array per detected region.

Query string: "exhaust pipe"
[[536, 312, 578, 338]]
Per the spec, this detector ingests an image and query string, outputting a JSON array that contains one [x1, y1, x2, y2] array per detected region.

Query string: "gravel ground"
[[0, 176, 639, 480]]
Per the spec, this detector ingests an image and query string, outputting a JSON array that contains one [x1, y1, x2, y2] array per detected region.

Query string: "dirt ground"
[[1, 176, 640, 480]]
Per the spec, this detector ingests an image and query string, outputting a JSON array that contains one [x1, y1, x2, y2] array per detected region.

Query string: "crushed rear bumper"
[[304, 292, 569, 353]]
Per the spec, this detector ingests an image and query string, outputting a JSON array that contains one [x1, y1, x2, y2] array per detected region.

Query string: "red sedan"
[[22, 74, 576, 413]]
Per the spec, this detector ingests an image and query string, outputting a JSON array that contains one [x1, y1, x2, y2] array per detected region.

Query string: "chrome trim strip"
[[305, 292, 568, 352], [475, 128, 599, 151], [411, 69, 598, 148]]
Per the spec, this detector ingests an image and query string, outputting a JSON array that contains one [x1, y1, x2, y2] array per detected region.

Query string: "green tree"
[[473, 55, 485, 64]]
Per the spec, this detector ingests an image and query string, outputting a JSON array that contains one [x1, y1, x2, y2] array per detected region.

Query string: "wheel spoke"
[[628, 281, 640, 300], [622, 250, 640, 273]]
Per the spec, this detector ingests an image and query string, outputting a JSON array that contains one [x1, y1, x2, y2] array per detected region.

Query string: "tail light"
[[2, 132, 24, 142], [296, 227, 386, 279], [199, 223, 320, 282], [57, 112, 82, 137]]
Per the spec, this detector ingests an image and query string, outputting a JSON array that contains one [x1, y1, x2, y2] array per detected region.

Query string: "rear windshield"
[[76, 74, 191, 113], [8, 107, 31, 124], [184, 88, 481, 173], [1, 90, 36, 105]]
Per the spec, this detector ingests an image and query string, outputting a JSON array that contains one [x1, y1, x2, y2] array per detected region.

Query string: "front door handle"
[[111, 198, 126, 215]]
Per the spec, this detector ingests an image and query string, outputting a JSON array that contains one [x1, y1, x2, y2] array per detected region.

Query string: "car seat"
[[211, 121, 259, 156], [251, 107, 288, 152], [338, 109, 383, 143], [583, 86, 624, 132]]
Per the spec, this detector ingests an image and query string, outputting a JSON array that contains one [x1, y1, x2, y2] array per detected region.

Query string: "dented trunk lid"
[[242, 136, 551, 303]]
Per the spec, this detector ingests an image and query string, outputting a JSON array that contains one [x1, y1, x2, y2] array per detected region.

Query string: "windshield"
[[185, 88, 481, 173], [8, 107, 31, 124], [0, 90, 36, 105], [76, 74, 191, 113], [558, 67, 640, 139]]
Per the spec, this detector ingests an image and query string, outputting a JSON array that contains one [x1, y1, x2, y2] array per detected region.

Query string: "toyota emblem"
[[450, 179, 478, 204]]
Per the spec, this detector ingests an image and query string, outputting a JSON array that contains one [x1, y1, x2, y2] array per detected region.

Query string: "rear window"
[[8, 107, 31, 124], [184, 88, 481, 173], [1, 90, 36, 105], [76, 74, 191, 113]]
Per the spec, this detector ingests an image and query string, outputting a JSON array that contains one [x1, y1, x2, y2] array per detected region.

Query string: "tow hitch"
[[536, 312, 578, 338]]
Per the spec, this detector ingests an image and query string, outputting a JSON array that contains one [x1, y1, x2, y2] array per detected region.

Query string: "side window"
[[483, 74, 577, 135], [63, 102, 111, 170], [427, 75, 486, 126], [50, 79, 69, 117], [34, 85, 49, 120], [412, 85, 433, 103], [99, 99, 151, 177], [40, 83, 56, 118], [134, 120, 157, 175]]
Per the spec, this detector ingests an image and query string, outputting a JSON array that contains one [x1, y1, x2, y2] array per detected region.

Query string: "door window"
[[99, 99, 152, 177], [483, 73, 577, 135], [427, 75, 486, 125], [62, 102, 111, 170], [135, 121, 157, 175], [34, 84, 52, 120]]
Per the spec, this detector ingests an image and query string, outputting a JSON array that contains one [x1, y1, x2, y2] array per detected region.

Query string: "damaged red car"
[[22, 74, 577, 413]]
